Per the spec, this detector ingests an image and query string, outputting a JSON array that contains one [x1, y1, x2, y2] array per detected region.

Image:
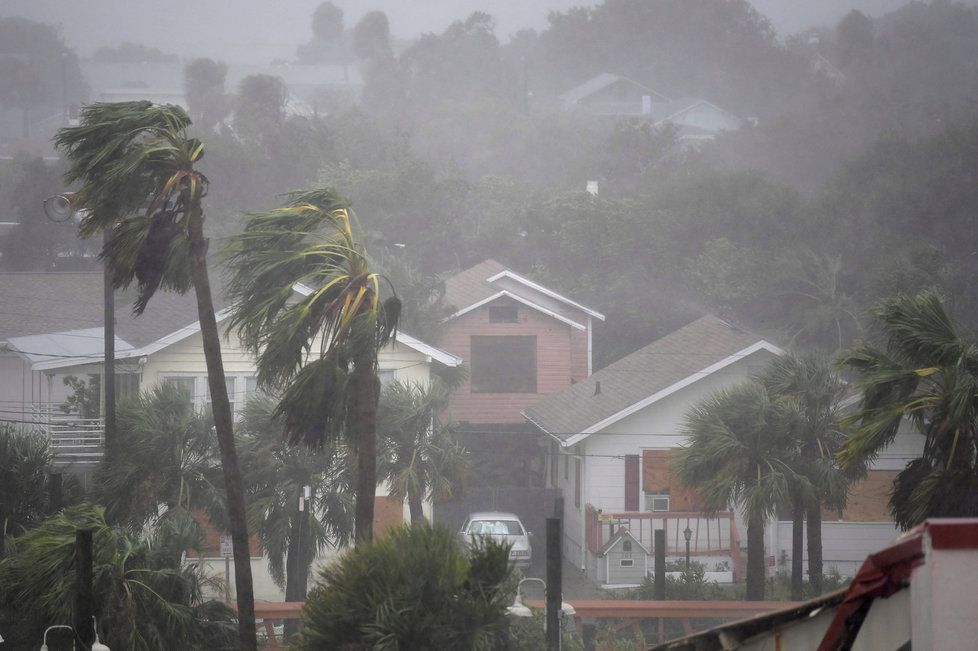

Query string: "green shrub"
[[297, 522, 513, 649]]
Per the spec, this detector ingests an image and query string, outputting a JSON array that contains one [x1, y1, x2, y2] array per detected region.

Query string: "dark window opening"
[[470, 335, 536, 393], [488, 304, 519, 323]]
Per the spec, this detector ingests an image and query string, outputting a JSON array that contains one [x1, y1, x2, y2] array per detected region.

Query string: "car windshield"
[[467, 519, 524, 536]]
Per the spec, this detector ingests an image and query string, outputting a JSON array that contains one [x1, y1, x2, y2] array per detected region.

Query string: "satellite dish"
[[42, 194, 75, 223]]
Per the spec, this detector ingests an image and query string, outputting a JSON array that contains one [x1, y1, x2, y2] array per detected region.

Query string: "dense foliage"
[[297, 522, 513, 649]]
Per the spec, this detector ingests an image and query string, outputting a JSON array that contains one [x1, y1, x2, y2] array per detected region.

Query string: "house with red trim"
[[524, 315, 924, 588], [653, 519, 978, 650], [439, 260, 604, 486]]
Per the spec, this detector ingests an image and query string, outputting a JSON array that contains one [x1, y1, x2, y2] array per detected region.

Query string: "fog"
[[7, 0, 976, 61], [1, 0, 978, 646]]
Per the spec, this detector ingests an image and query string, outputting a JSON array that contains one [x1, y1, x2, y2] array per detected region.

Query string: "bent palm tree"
[[377, 378, 469, 522], [839, 289, 978, 528], [225, 188, 400, 543], [54, 101, 257, 649], [676, 382, 801, 600]]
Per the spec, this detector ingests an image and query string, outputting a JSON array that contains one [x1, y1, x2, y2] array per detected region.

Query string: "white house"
[[524, 315, 923, 588], [0, 271, 462, 600]]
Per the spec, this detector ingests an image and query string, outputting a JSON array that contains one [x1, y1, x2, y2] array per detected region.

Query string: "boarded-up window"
[[574, 457, 581, 509], [470, 336, 537, 393], [841, 471, 900, 522], [642, 449, 701, 512], [624, 455, 640, 511], [373, 496, 404, 538]]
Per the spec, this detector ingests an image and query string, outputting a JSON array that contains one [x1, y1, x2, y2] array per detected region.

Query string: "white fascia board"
[[485, 270, 605, 320], [395, 331, 462, 367], [444, 291, 507, 321], [445, 290, 587, 331], [292, 281, 314, 296], [562, 340, 784, 446]]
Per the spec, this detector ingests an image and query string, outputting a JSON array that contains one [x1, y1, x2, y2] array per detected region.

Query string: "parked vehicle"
[[458, 511, 532, 569]]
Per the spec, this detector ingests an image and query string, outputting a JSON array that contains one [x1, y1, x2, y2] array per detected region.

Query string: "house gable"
[[524, 315, 781, 445]]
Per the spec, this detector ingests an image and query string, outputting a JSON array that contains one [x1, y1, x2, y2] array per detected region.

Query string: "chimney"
[[594, 380, 601, 396]]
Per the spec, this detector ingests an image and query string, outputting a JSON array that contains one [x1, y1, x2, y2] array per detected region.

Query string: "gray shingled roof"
[[523, 315, 768, 438], [443, 259, 508, 313], [0, 272, 222, 348]]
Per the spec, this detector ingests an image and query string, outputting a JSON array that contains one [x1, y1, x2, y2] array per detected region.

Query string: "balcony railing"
[[31, 403, 104, 463]]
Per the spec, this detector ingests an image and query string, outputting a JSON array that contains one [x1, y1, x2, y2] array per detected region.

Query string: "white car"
[[458, 511, 532, 569]]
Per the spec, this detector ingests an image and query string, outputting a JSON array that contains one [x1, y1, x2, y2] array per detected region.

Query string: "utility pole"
[[546, 517, 562, 650], [103, 229, 115, 457], [73, 529, 96, 647]]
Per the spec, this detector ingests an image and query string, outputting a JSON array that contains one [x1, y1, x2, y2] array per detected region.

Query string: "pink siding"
[[440, 304, 589, 424]]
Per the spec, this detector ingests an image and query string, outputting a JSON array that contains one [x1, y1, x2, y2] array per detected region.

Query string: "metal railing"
[[30, 403, 104, 462]]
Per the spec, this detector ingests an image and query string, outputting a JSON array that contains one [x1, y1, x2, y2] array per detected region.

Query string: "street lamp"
[[506, 577, 576, 622], [683, 525, 693, 570], [40, 617, 110, 651]]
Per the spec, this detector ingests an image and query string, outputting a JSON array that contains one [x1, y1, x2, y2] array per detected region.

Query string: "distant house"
[[524, 315, 923, 587], [436, 259, 604, 494], [0, 271, 462, 600], [561, 73, 746, 142], [561, 73, 671, 117]]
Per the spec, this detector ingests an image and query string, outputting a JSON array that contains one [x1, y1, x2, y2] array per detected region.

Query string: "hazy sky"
[[0, 0, 967, 63]]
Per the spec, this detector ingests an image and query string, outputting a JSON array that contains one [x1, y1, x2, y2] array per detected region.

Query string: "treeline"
[[4, 0, 978, 367]]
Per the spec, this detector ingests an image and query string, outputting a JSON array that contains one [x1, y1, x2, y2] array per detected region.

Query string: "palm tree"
[[89, 384, 225, 554], [53, 101, 257, 649], [225, 188, 400, 544], [786, 252, 861, 353], [758, 353, 855, 597], [297, 522, 512, 649], [0, 503, 236, 650], [236, 398, 354, 618], [377, 378, 469, 522], [839, 289, 978, 529], [0, 426, 54, 556], [675, 382, 801, 600]]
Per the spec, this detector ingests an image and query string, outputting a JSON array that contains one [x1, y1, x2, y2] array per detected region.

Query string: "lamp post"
[[683, 525, 692, 570], [40, 617, 110, 651], [506, 577, 576, 647]]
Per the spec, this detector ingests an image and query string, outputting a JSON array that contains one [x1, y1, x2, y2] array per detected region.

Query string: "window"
[[645, 493, 671, 512], [203, 377, 237, 413], [564, 453, 568, 480], [116, 373, 140, 401], [163, 376, 196, 404], [378, 369, 396, 388], [488, 304, 518, 323], [619, 558, 634, 567], [245, 376, 259, 402], [550, 442, 558, 487], [622, 540, 632, 555], [467, 519, 525, 536], [470, 336, 536, 393]]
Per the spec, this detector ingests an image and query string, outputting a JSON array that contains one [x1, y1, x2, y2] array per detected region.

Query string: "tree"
[[0, 17, 86, 138], [237, 397, 353, 638], [758, 353, 853, 597], [225, 188, 400, 544], [377, 379, 469, 522], [234, 74, 288, 147], [296, 522, 512, 649], [0, 426, 55, 556], [53, 101, 258, 649], [352, 11, 393, 61], [297, 2, 345, 64], [0, 503, 236, 650], [88, 384, 225, 544], [184, 58, 229, 130], [839, 289, 978, 529], [675, 382, 800, 600], [0, 156, 77, 270]]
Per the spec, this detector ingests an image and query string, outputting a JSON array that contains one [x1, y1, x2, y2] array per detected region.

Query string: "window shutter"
[[624, 454, 640, 511]]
